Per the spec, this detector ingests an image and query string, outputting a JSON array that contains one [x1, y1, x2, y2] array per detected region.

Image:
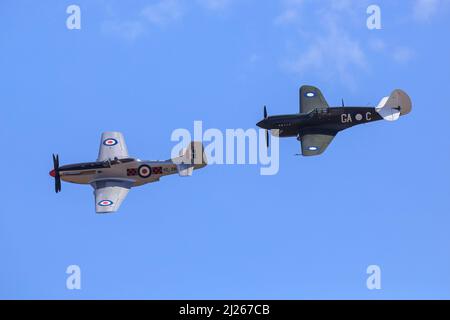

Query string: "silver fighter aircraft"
[[50, 132, 207, 213]]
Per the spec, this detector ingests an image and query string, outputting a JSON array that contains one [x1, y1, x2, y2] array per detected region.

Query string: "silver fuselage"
[[58, 158, 181, 187]]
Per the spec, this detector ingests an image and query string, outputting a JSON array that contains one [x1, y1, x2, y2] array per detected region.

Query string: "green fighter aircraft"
[[256, 85, 412, 156]]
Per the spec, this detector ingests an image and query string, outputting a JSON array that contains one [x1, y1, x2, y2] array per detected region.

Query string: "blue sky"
[[1, 0, 450, 299]]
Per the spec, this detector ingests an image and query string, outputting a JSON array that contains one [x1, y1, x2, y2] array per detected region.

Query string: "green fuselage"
[[257, 107, 382, 137]]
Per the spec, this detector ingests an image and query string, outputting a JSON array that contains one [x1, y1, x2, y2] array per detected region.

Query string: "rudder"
[[375, 89, 412, 121]]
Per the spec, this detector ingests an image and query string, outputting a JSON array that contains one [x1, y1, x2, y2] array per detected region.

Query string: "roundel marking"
[[103, 138, 118, 146], [138, 165, 152, 178], [305, 92, 315, 98], [98, 200, 114, 207], [355, 114, 363, 121]]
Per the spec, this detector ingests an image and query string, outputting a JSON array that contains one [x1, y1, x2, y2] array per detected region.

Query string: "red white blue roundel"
[[103, 138, 118, 146], [138, 165, 152, 178], [98, 200, 114, 207]]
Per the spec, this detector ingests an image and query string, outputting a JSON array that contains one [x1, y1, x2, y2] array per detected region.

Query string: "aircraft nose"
[[49, 169, 55, 177], [256, 120, 267, 129]]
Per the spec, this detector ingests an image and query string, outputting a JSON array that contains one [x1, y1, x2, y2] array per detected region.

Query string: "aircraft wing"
[[94, 181, 132, 213], [300, 133, 336, 156], [97, 132, 129, 162], [299, 85, 329, 114]]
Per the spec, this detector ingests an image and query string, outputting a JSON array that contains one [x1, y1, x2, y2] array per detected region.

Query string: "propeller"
[[341, 98, 345, 107], [52, 154, 61, 193], [263, 105, 269, 148]]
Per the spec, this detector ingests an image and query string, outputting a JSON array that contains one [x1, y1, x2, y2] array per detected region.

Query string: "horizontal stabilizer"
[[178, 165, 194, 177], [376, 89, 412, 121], [173, 142, 207, 177]]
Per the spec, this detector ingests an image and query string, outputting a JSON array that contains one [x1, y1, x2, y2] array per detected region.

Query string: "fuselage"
[[257, 107, 382, 137], [49, 158, 183, 187]]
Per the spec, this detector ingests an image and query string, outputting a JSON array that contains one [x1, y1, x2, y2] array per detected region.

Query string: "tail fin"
[[375, 89, 412, 121], [173, 141, 207, 177]]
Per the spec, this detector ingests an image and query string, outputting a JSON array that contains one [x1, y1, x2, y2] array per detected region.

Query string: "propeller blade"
[[264, 105, 267, 119], [52, 154, 61, 193], [265, 129, 269, 148], [55, 173, 61, 193], [341, 98, 345, 107]]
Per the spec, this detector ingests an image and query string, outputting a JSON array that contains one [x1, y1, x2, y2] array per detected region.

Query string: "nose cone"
[[49, 169, 55, 177], [256, 119, 268, 129]]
